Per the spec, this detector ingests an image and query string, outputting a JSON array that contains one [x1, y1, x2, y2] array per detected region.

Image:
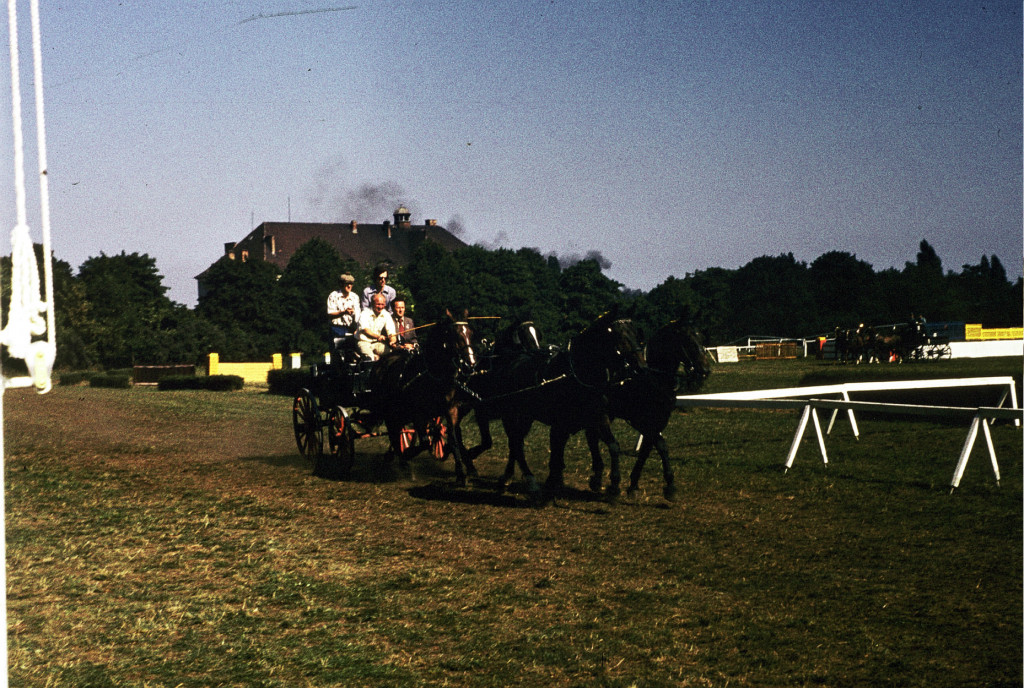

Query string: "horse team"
[[357, 309, 711, 503], [833, 318, 929, 364]]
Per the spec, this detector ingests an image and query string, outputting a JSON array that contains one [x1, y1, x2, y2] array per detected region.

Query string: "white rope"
[[2, 0, 53, 393], [2, 1, 56, 684]]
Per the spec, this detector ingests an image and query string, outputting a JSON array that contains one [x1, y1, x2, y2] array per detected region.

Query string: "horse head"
[[511, 321, 541, 352], [434, 309, 476, 376], [643, 320, 707, 391], [571, 310, 645, 386]]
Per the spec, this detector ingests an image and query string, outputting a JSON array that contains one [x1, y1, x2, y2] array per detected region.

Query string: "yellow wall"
[[207, 353, 283, 384], [965, 324, 1024, 341]]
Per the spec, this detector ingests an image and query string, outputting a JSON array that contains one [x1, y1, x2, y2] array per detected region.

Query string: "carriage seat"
[[332, 332, 361, 366]]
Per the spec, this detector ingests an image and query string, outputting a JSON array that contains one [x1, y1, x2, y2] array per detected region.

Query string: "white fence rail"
[[675, 377, 1021, 490]]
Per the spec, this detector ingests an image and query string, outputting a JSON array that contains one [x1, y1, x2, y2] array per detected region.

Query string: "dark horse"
[[479, 311, 644, 500], [460, 319, 544, 463], [586, 319, 711, 499], [366, 313, 478, 485]]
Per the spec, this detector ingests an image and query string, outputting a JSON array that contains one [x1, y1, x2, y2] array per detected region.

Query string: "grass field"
[[4, 357, 1022, 687]]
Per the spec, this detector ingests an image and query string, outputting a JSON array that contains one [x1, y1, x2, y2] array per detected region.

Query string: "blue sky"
[[2, 0, 1021, 306]]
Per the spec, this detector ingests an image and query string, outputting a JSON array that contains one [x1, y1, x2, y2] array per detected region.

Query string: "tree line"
[[4, 238, 1020, 371]]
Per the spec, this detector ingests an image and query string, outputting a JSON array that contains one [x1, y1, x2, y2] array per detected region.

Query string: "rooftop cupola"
[[394, 206, 411, 229]]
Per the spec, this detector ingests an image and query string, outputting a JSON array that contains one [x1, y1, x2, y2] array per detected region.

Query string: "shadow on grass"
[[407, 475, 613, 509], [239, 453, 310, 470], [407, 481, 524, 507]]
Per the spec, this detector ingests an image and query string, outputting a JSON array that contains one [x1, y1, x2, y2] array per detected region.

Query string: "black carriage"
[[904, 319, 953, 361], [291, 338, 447, 478]]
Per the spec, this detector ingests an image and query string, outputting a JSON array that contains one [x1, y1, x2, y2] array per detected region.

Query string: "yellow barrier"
[[207, 353, 284, 384], [965, 324, 1024, 341]]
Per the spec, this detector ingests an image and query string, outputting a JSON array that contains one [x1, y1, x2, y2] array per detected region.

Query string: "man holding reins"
[[356, 292, 397, 360]]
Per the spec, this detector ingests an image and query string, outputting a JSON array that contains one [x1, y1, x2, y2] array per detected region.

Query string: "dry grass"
[[4, 360, 1022, 687]]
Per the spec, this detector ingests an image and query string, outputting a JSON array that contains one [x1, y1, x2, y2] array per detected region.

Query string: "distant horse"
[[366, 313, 478, 485], [833, 326, 851, 363], [847, 324, 874, 363], [585, 320, 712, 499], [871, 324, 904, 363], [481, 310, 645, 500]]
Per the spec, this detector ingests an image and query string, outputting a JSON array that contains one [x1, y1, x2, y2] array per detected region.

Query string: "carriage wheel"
[[326, 406, 355, 478], [429, 417, 448, 460], [398, 427, 416, 455], [292, 388, 323, 460]]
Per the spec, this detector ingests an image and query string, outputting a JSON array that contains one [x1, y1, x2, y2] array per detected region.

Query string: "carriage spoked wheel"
[[428, 416, 448, 460], [927, 344, 952, 360], [292, 388, 324, 461], [326, 405, 355, 478]]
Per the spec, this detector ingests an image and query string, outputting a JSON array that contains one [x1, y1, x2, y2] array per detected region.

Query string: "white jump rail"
[[675, 377, 1021, 491]]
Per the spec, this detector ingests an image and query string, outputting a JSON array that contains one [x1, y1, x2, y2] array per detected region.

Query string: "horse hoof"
[[663, 484, 678, 501], [455, 476, 467, 488], [626, 484, 639, 496], [588, 475, 603, 493], [466, 463, 479, 478], [606, 484, 621, 501]]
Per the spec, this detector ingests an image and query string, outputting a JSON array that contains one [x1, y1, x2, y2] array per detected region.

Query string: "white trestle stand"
[[675, 377, 1021, 492]]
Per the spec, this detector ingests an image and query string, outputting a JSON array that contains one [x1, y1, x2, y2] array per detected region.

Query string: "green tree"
[[557, 259, 623, 336], [630, 275, 696, 339], [901, 240, 950, 320], [728, 254, 814, 341], [405, 241, 471, 326], [808, 251, 879, 331], [686, 267, 733, 345], [77, 251, 176, 367], [196, 256, 289, 359], [950, 254, 1020, 326], [50, 254, 98, 369], [278, 238, 344, 354]]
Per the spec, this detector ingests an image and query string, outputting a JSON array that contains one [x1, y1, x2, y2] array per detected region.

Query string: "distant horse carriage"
[[833, 317, 948, 363], [291, 314, 477, 480]]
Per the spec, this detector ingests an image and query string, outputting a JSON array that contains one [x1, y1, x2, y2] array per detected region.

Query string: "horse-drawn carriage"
[[291, 332, 454, 479], [291, 310, 713, 501], [835, 317, 950, 363]]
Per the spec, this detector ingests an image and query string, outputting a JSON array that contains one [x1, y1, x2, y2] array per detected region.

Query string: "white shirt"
[[327, 289, 360, 327], [357, 308, 396, 343]]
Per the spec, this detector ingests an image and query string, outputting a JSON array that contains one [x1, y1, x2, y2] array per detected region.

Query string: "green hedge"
[[90, 373, 132, 389], [267, 367, 313, 396], [60, 371, 95, 386], [157, 375, 244, 391]]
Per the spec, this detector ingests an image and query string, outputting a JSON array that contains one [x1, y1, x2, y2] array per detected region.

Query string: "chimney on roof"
[[425, 219, 437, 226], [394, 206, 411, 229], [224, 242, 237, 260], [350, 220, 358, 234], [383, 219, 391, 239]]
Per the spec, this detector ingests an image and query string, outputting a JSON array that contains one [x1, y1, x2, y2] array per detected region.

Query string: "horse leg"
[[585, 426, 604, 493], [500, 417, 538, 499], [545, 424, 570, 493], [594, 419, 622, 500], [385, 416, 405, 465], [467, 408, 494, 462], [654, 433, 676, 500], [628, 435, 652, 495], [447, 407, 475, 485]]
